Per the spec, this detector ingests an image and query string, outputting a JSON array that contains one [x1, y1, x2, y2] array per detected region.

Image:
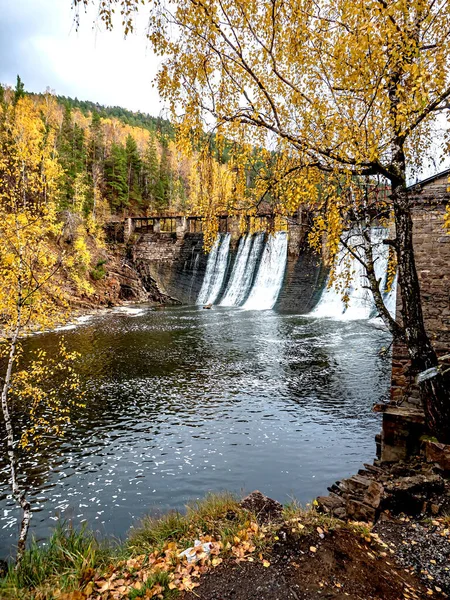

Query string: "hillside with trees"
[[0, 78, 244, 223]]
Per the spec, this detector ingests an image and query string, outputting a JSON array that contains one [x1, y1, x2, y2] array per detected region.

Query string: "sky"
[[0, 0, 448, 180], [0, 0, 164, 115]]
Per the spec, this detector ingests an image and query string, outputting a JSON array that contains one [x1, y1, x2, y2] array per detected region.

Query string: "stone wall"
[[381, 173, 450, 461], [131, 232, 209, 304], [391, 174, 450, 406], [276, 220, 329, 313]]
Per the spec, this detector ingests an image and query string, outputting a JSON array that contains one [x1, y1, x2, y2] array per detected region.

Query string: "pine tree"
[[13, 75, 25, 105], [125, 134, 142, 207], [104, 142, 129, 211], [141, 135, 160, 211], [57, 105, 87, 209], [155, 142, 172, 211]]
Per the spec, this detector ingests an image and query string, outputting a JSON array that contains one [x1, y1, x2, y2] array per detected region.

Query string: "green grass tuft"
[[0, 522, 115, 599], [128, 570, 177, 599], [128, 492, 247, 554]]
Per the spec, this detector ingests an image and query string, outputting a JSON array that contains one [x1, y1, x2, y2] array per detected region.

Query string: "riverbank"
[[1, 487, 449, 600]]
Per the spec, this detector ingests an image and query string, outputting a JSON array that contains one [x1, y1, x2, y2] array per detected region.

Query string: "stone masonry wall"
[[390, 175, 450, 408], [131, 232, 209, 304]]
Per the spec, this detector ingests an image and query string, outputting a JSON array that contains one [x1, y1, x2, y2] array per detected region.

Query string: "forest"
[[0, 77, 242, 226]]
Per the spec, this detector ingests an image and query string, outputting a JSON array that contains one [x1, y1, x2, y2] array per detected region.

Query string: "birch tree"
[[0, 90, 83, 566], [74, 0, 450, 441]]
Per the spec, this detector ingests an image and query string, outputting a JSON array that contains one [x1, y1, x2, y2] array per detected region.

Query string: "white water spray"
[[197, 234, 231, 305], [242, 232, 288, 310], [220, 233, 265, 307], [312, 228, 396, 320]]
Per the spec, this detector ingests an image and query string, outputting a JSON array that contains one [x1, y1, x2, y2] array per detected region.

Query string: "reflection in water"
[[0, 305, 390, 557]]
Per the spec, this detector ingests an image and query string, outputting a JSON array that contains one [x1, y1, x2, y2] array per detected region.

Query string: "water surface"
[[0, 305, 391, 556]]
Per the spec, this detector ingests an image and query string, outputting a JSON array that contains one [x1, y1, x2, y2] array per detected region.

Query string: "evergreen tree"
[[88, 111, 104, 167], [141, 135, 160, 210], [104, 143, 129, 211], [155, 142, 172, 211], [57, 105, 86, 209], [13, 75, 25, 105], [125, 134, 142, 207]]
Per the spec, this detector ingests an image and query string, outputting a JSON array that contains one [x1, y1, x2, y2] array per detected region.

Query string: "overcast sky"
[[1, 0, 448, 179], [0, 0, 164, 115]]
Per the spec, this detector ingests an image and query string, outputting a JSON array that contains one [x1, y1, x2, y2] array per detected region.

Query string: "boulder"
[[345, 499, 377, 523], [383, 473, 445, 515], [384, 473, 444, 496], [339, 474, 373, 496], [240, 491, 283, 523], [363, 481, 384, 509], [425, 441, 450, 472], [316, 495, 346, 517]]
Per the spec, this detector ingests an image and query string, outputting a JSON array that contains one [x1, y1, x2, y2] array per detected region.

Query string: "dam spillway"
[[196, 231, 288, 310], [196, 228, 396, 319], [311, 228, 397, 320]]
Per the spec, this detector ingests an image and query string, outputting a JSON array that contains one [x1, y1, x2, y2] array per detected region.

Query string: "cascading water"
[[242, 232, 288, 310], [220, 232, 265, 307], [197, 233, 231, 305], [197, 231, 287, 310], [311, 228, 397, 320], [381, 275, 398, 318], [188, 253, 200, 302]]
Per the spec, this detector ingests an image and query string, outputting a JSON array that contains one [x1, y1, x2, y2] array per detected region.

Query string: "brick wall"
[[391, 173, 450, 407]]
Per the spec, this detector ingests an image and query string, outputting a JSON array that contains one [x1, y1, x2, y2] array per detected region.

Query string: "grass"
[[90, 259, 108, 281], [0, 493, 262, 599], [0, 493, 351, 600], [128, 571, 176, 600], [127, 492, 257, 554], [282, 499, 344, 532], [0, 523, 117, 599]]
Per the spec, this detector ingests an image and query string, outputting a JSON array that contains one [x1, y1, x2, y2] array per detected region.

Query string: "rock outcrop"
[[317, 459, 450, 524]]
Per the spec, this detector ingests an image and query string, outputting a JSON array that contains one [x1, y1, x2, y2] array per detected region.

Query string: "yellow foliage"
[[78, 0, 450, 260], [4, 341, 85, 450]]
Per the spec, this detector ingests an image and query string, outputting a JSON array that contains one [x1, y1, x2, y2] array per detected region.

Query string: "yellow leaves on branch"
[[5, 340, 85, 450], [81, 0, 450, 242]]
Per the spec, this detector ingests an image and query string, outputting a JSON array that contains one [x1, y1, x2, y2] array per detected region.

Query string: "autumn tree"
[[74, 0, 450, 441], [141, 134, 160, 210], [0, 90, 84, 566]]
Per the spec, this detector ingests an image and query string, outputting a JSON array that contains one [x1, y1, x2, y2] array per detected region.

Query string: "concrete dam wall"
[[130, 224, 329, 314]]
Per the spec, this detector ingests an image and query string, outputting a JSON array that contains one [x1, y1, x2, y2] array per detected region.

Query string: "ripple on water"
[[0, 305, 391, 557]]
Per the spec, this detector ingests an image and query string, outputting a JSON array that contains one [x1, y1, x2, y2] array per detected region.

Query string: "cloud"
[[0, 0, 164, 115]]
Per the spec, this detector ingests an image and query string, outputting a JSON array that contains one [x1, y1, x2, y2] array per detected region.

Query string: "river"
[[0, 304, 391, 557]]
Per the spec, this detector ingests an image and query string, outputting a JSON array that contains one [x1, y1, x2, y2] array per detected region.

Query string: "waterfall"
[[220, 233, 265, 307], [242, 232, 288, 310], [188, 253, 200, 302], [311, 228, 396, 320], [197, 233, 231, 305]]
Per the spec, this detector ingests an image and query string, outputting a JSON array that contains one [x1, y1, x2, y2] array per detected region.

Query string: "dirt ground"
[[181, 522, 447, 600]]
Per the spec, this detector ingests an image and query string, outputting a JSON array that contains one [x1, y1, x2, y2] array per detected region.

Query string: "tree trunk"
[[0, 279, 32, 568], [391, 182, 450, 443]]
